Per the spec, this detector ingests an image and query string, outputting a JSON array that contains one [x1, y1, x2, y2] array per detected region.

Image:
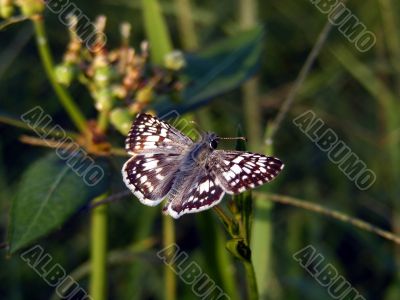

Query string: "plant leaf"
[[8, 152, 110, 253], [155, 26, 264, 114], [141, 0, 173, 65]]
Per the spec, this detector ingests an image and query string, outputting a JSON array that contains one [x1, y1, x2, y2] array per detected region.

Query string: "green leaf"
[[156, 26, 264, 114], [8, 152, 110, 253], [141, 0, 173, 65]]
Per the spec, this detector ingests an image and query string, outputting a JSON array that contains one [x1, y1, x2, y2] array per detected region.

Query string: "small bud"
[[94, 66, 112, 88], [54, 63, 75, 86], [110, 108, 133, 135], [164, 50, 186, 71], [94, 88, 114, 111]]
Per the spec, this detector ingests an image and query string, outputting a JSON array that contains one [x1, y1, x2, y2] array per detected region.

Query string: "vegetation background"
[[0, 0, 399, 299]]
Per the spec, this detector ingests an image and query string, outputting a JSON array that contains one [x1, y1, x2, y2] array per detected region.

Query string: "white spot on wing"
[[231, 164, 241, 174], [143, 160, 158, 170]]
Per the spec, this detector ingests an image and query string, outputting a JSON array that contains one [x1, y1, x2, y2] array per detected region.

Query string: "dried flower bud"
[[120, 22, 131, 46]]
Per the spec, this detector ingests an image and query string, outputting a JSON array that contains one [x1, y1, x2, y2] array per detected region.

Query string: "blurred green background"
[[1, 0, 400, 299]]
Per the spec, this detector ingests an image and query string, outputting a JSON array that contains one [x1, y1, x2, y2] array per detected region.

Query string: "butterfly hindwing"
[[122, 153, 181, 205], [167, 170, 225, 218], [210, 151, 284, 194]]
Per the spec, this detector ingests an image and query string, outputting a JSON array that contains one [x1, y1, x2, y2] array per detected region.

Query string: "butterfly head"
[[206, 133, 219, 150]]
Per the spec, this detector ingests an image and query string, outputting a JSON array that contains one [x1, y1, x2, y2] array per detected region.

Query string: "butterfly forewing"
[[210, 151, 284, 194], [125, 113, 192, 155], [123, 114, 191, 205]]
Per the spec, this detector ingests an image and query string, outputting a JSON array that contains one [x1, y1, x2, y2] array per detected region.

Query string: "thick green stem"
[[162, 215, 176, 300], [90, 194, 108, 300], [243, 260, 259, 300], [32, 17, 88, 134]]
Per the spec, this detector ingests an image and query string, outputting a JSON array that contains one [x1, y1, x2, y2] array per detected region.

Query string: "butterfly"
[[122, 113, 284, 218]]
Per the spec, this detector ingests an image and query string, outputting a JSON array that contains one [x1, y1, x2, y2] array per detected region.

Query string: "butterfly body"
[[122, 113, 284, 218]]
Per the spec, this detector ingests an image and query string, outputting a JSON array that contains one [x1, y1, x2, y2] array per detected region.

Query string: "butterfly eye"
[[210, 139, 218, 149]]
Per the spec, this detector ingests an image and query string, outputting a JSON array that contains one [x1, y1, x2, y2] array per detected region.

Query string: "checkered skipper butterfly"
[[122, 113, 284, 218]]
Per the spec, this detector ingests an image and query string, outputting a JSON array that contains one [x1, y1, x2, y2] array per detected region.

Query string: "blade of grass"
[[141, 0, 173, 65]]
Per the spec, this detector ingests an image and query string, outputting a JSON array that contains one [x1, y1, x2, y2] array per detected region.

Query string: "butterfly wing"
[[122, 153, 182, 205], [209, 151, 284, 194], [166, 169, 225, 219], [123, 114, 192, 205], [125, 113, 193, 155]]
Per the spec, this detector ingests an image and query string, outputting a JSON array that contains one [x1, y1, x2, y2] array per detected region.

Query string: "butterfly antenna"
[[218, 136, 247, 142]]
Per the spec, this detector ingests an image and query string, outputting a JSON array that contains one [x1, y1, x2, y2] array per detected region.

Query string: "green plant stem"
[[162, 215, 176, 300], [213, 206, 236, 234], [97, 110, 109, 133], [0, 114, 78, 138], [239, 0, 262, 151], [243, 260, 259, 300], [90, 98, 110, 300], [0, 15, 29, 30], [238, 1, 267, 298], [267, 19, 334, 142], [90, 193, 108, 300], [32, 17, 88, 134], [261, 192, 400, 245]]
